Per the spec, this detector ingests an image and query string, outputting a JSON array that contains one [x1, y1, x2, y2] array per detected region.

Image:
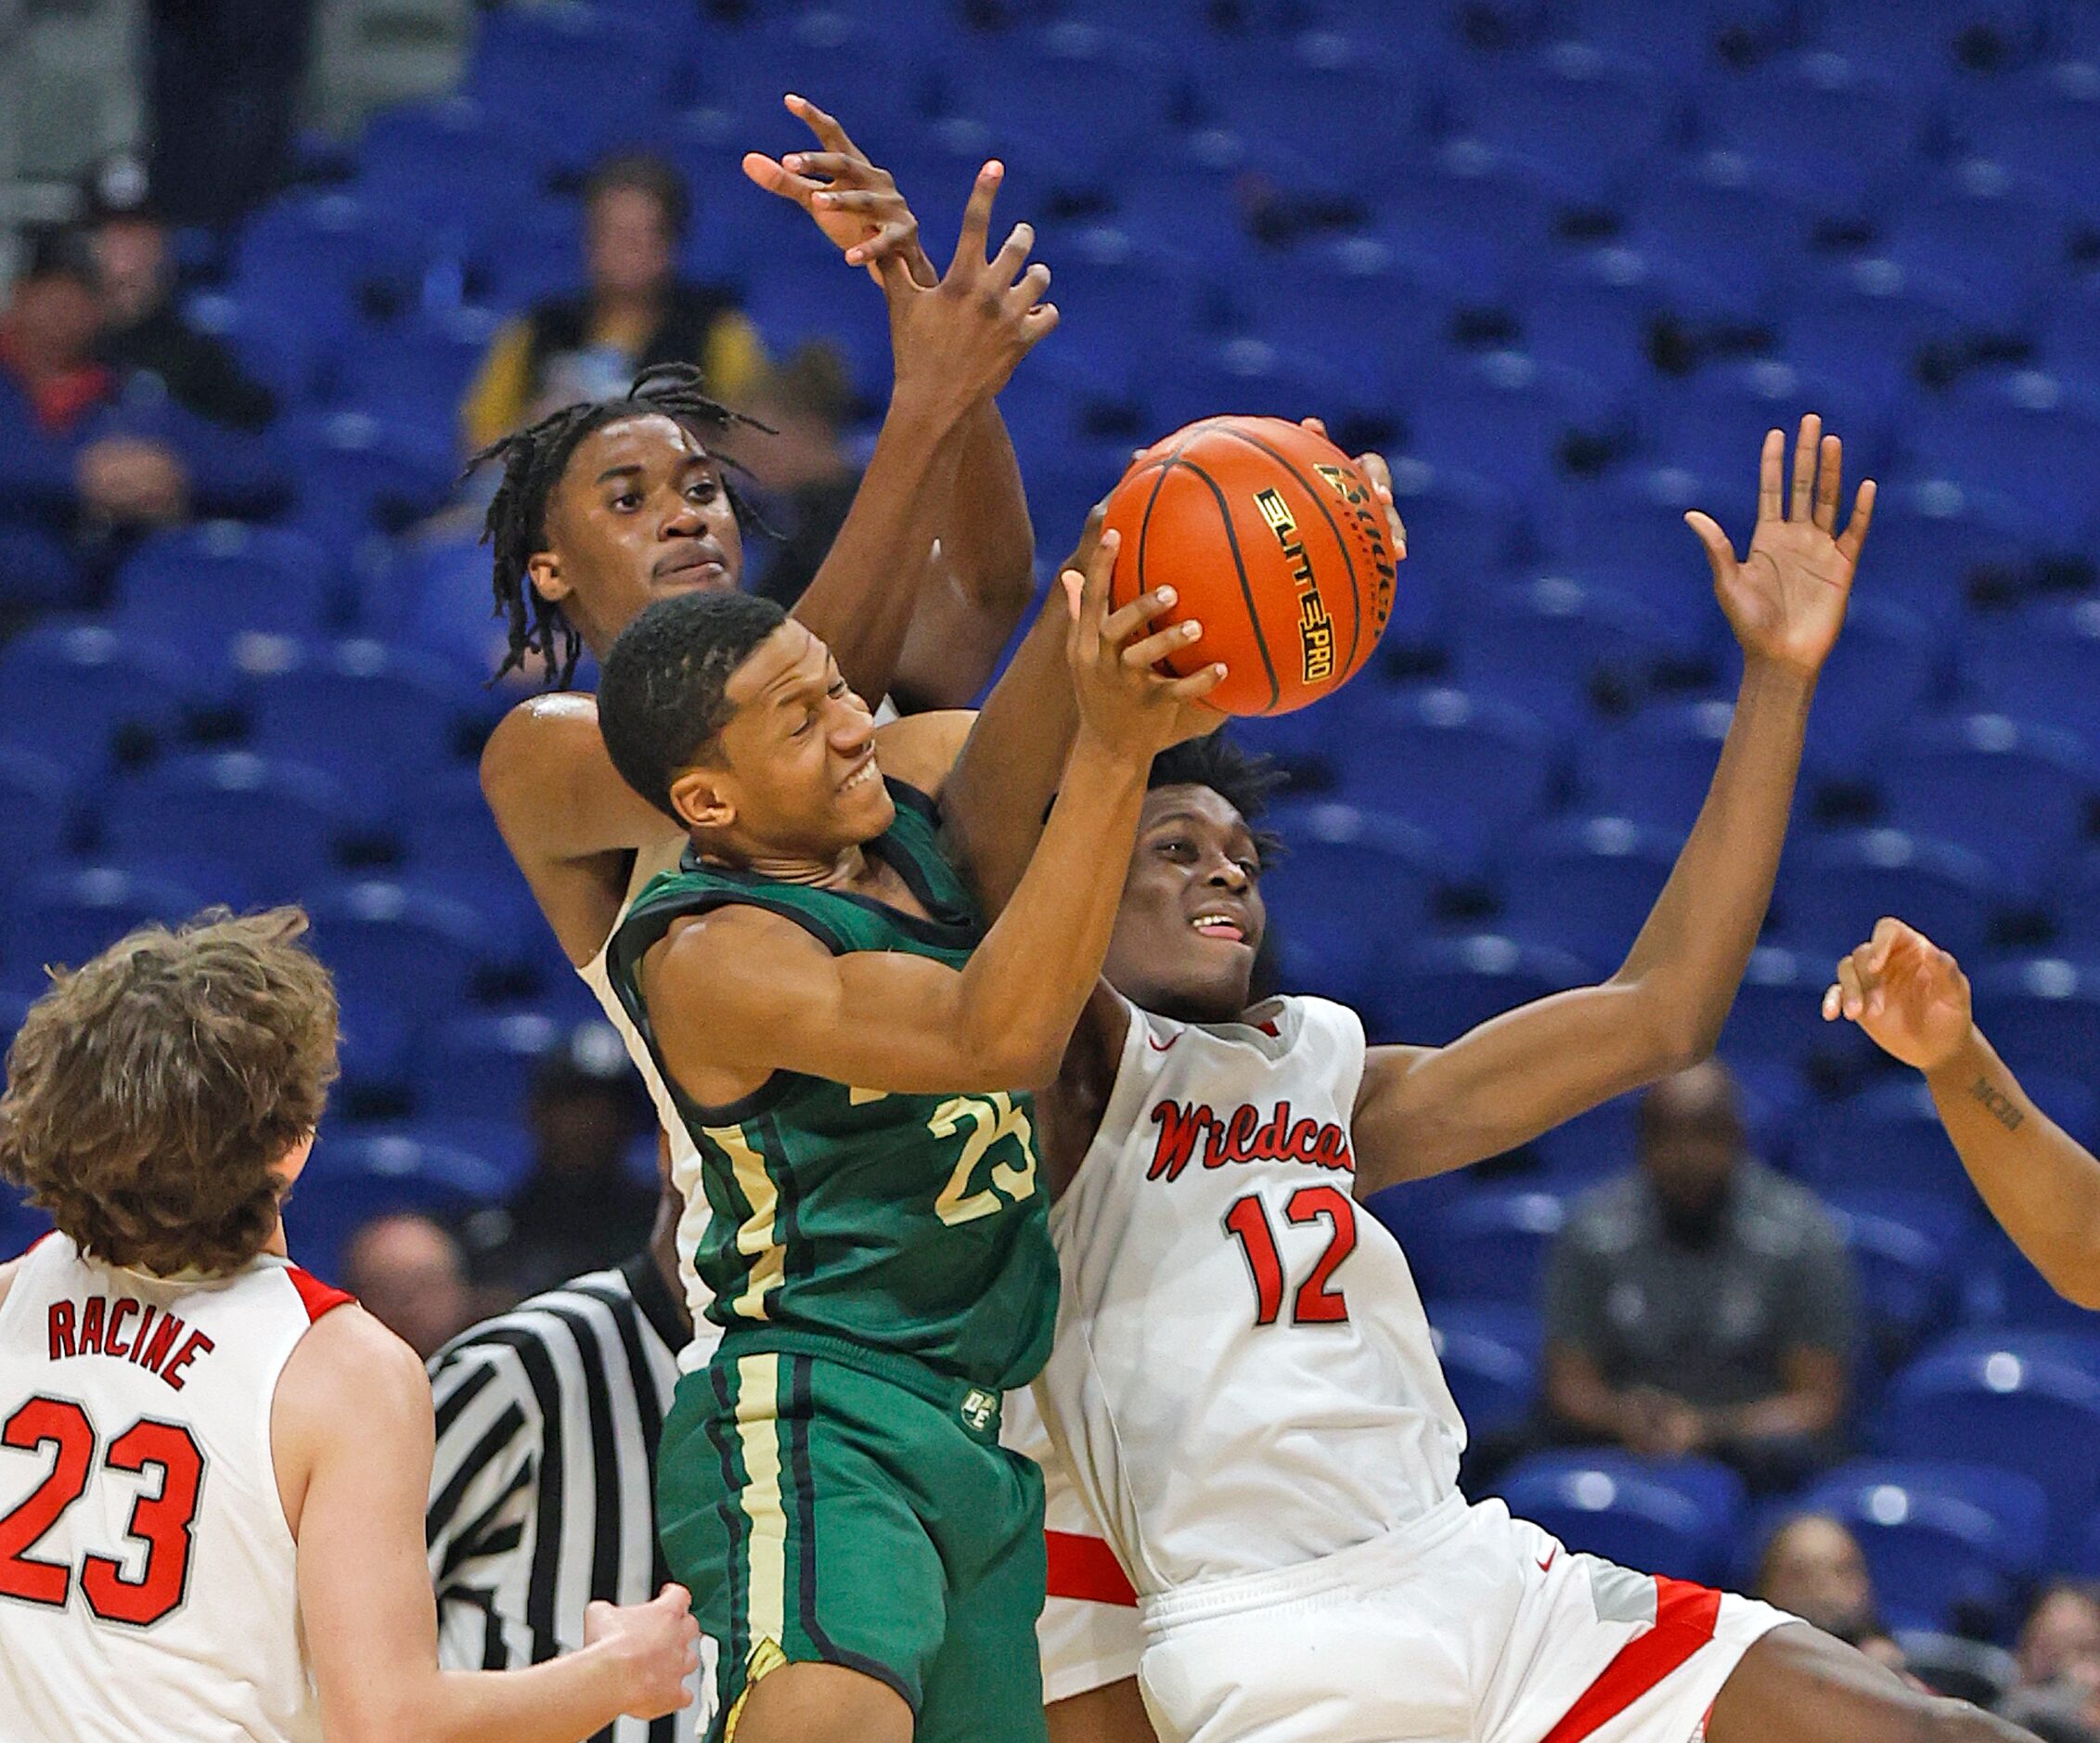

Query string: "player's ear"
[[669, 766, 733, 833], [527, 549, 570, 604]]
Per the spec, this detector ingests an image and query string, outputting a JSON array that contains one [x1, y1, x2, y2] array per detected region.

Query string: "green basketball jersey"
[[607, 781, 1058, 1394]]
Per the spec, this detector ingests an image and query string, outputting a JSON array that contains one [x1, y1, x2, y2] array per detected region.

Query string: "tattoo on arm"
[[1971, 1075, 2026, 1133]]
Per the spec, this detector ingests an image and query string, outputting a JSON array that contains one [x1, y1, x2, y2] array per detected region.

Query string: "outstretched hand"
[[1822, 917, 1976, 1074], [879, 160, 1057, 420], [1687, 415, 1875, 680], [1063, 527, 1225, 760], [742, 95, 936, 287]]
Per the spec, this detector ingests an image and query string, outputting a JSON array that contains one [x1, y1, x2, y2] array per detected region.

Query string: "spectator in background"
[[743, 340, 862, 611], [460, 153, 766, 454], [1541, 1059, 1857, 1492], [82, 153, 277, 433], [339, 1211, 476, 1361], [2001, 1585, 2100, 1743], [1755, 1514, 1903, 1670], [474, 1024, 659, 1298]]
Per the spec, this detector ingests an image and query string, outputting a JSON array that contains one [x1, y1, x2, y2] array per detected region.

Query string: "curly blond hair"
[[0, 907, 339, 1277]]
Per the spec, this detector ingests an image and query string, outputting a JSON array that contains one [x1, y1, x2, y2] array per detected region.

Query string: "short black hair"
[[599, 589, 788, 818], [1148, 731, 1288, 868], [466, 362, 764, 690]]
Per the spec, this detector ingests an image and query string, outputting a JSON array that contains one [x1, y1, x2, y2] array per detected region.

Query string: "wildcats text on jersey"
[[1145, 1097, 1354, 1182]]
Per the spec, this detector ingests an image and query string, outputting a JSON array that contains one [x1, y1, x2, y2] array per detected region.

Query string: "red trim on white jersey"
[[1046, 1530, 1139, 1607], [285, 1266, 355, 1323], [1539, 1576, 1724, 1743], [8, 1229, 58, 1262]]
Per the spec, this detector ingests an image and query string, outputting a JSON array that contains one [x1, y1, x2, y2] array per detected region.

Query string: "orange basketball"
[[1100, 415, 1399, 717]]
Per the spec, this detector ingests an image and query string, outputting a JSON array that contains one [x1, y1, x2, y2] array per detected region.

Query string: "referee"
[[426, 1160, 720, 1742]]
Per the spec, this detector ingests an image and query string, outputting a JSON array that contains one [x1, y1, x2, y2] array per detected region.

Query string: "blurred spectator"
[[83, 154, 277, 432], [461, 153, 766, 453], [745, 341, 860, 611], [1754, 1514, 1902, 1669], [2002, 1585, 2100, 1743], [340, 1211, 476, 1361], [474, 1024, 659, 1298], [1541, 1060, 1857, 1492], [146, 0, 315, 231]]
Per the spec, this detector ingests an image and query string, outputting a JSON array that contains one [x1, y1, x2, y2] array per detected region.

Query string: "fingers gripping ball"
[[1101, 416, 1399, 717]]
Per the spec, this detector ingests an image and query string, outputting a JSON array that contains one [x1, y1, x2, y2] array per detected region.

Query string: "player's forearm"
[[413, 1651, 636, 1743], [790, 391, 969, 705], [1612, 657, 1815, 1061], [941, 400, 1035, 619], [956, 729, 1147, 1085], [1925, 1028, 2100, 1309], [942, 588, 1078, 916]]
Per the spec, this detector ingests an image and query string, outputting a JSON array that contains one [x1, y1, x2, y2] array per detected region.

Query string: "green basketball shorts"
[[659, 1332, 1050, 1743]]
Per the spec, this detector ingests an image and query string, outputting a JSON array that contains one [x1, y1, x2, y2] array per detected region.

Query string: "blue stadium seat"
[[1377, 458, 1522, 643], [1625, 161, 1817, 324], [113, 523, 333, 659], [356, 97, 541, 227], [1646, 358, 1888, 492], [1238, 234, 1447, 405], [1333, 688, 1560, 871], [102, 754, 354, 905], [1379, 935, 1594, 1048], [1877, 714, 2096, 890], [1783, 259, 1974, 405], [1810, 0, 2040, 82], [304, 880, 497, 1030], [1515, 246, 1666, 392], [6, 866, 204, 994], [1969, 958, 2100, 1088], [418, 1009, 566, 1128], [459, 5, 670, 171], [1530, 1093, 1642, 1185], [1717, 945, 1867, 1080], [1885, 165, 2071, 328], [1910, 369, 2100, 534], [2039, 266, 2100, 391], [1793, 1461, 2049, 1636], [1, 1183, 52, 1260], [1578, 699, 1734, 834], [1965, 596, 2100, 754], [1536, 472, 1722, 652], [1964, 1219, 2100, 1334], [289, 1133, 510, 1285], [1258, 800, 1449, 975], [246, 639, 474, 791], [1563, 0, 1792, 67], [1961, 59, 2100, 207], [397, 766, 540, 942], [1801, 600, 1945, 783], [2055, 847, 2100, 959], [335, 306, 500, 446], [468, 194, 586, 317], [1191, 28, 1426, 173], [1141, 334, 1351, 441], [1698, 55, 1933, 213], [1370, 152, 1558, 307], [1404, 349, 1618, 497], [0, 621, 189, 780], [0, 749, 72, 901], [1441, 43, 1674, 206], [1406, 1187, 1567, 1306], [1823, 1190, 1973, 1362], [1495, 814, 1676, 969], [284, 410, 456, 547], [1774, 829, 1997, 966], [1450, 575, 1682, 730], [1879, 1337, 2100, 1541], [1426, 1299, 1542, 1440], [1497, 1451, 1736, 1584], [1839, 480, 2027, 632]]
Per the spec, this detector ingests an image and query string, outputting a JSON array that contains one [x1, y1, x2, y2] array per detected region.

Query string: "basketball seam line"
[[1214, 422, 1367, 686]]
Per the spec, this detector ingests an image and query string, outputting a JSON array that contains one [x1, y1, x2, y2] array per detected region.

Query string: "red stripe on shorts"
[[1538, 1575, 1724, 1743], [1045, 1530, 1139, 1607]]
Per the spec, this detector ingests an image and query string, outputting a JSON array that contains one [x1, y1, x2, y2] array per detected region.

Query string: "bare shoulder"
[[646, 904, 832, 1015], [480, 691, 601, 808], [875, 709, 977, 799], [276, 1302, 430, 1435]]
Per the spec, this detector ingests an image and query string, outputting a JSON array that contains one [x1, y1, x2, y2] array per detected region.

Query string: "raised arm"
[[1827, 917, 2100, 1308], [1353, 418, 1875, 1195], [279, 1307, 698, 1743], [644, 537, 1222, 1099], [743, 97, 1040, 708]]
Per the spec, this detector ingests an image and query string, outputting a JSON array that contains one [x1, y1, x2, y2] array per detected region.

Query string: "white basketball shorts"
[[1135, 1495, 1797, 1743]]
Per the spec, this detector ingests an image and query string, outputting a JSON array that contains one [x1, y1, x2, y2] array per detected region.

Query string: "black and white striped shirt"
[[426, 1253, 715, 1743]]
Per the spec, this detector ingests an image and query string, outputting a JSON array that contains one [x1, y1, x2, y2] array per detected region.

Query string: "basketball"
[[1100, 415, 1400, 717]]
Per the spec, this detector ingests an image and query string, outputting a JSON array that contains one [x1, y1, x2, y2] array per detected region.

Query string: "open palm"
[[1688, 415, 1875, 679]]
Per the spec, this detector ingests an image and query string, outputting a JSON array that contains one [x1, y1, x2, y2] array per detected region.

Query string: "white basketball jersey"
[[1037, 994, 1465, 1595], [576, 833, 715, 1363], [0, 1233, 350, 1741]]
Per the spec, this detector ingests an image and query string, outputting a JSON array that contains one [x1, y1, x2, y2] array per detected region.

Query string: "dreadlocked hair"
[[1149, 730, 1290, 869], [467, 361, 769, 689]]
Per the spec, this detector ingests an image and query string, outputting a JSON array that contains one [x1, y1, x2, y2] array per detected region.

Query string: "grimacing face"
[[530, 413, 744, 654], [1102, 784, 1267, 1026], [670, 620, 894, 862]]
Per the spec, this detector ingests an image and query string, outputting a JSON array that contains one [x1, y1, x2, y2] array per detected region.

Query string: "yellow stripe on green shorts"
[[732, 1352, 788, 1652]]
